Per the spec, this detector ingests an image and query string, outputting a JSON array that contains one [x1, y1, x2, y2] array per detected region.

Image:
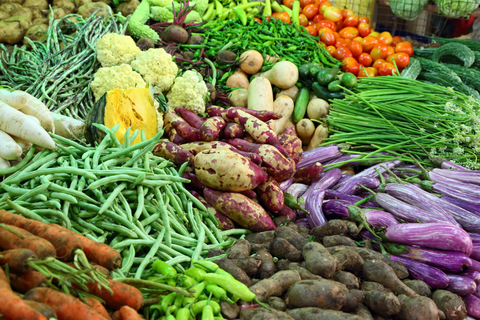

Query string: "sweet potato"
[[190, 191, 234, 230], [227, 239, 251, 259], [403, 280, 431, 297], [293, 162, 323, 184], [240, 308, 294, 320], [181, 141, 234, 155], [224, 107, 283, 123], [342, 289, 364, 312], [195, 149, 267, 192], [285, 279, 348, 310], [268, 297, 287, 311], [255, 249, 276, 279], [310, 220, 348, 240], [276, 205, 297, 220], [164, 109, 187, 133], [431, 290, 467, 320], [152, 141, 194, 166], [362, 290, 402, 317], [183, 173, 206, 192], [204, 188, 276, 232], [361, 281, 387, 292], [288, 263, 322, 280], [223, 122, 245, 139], [278, 126, 302, 158], [206, 248, 225, 258], [232, 150, 263, 166], [332, 271, 360, 290], [174, 106, 205, 129], [331, 249, 365, 275], [256, 176, 284, 213], [274, 226, 308, 251], [323, 235, 357, 247], [355, 303, 374, 320], [200, 116, 226, 142], [171, 120, 202, 142], [271, 238, 303, 262], [215, 257, 251, 287], [287, 308, 363, 320], [396, 294, 440, 320], [303, 242, 337, 278], [363, 259, 416, 297], [249, 270, 301, 301], [169, 131, 186, 144]]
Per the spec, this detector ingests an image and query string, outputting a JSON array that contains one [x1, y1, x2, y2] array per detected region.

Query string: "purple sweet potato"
[[175, 106, 205, 129], [207, 105, 227, 119], [276, 205, 297, 220], [203, 188, 276, 232], [293, 162, 323, 184], [225, 109, 280, 146], [200, 116, 226, 142], [285, 279, 349, 310], [195, 149, 267, 192], [171, 120, 203, 142], [182, 173, 206, 192], [152, 141, 194, 166], [279, 126, 303, 158], [223, 123, 245, 139], [256, 176, 284, 213], [181, 141, 234, 155], [190, 191, 235, 230]]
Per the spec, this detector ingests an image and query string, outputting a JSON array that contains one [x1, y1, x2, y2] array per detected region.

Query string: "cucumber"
[[312, 82, 344, 101], [292, 87, 310, 123], [309, 65, 323, 78], [299, 63, 314, 80], [328, 80, 342, 92]]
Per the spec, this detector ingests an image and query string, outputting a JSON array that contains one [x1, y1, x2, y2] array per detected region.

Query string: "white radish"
[[0, 100, 57, 150], [52, 113, 85, 139], [0, 157, 10, 170], [26, 114, 42, 126], [11, 135, 32, 153], [0, 89, 55, 132], [0, 129, 23, 160]]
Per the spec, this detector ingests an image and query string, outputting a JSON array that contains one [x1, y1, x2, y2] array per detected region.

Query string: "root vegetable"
[[347, 247, 409, 279], [362, 290, 402, 317], [85, 297, 111, 320], [246, 231, 275, 245], [432, 290, 467, 320], [272, 95, 294, 135], [23, 300, 57, 319], [345, 221, 360, 236], [0, 224, 55, 259], [361, 281, 387, 291], [153, 141, 194, 166], [296, 119, 315, 145], [0, 2, 21, 12], [247, 77, 274, 114], [115, 0, 139, 16], [51, 113, 85, 139], [307, 98, 330, 120], [217, 50, 237, 65], [171, 120, 202, 142], [285, 279, 348, 310], [0, 129, 22, 160], [293, 162, 323, 184], [215, 257, 251, 286], [231, 257, 261, 276], [226, 239, 251, 259], [274, 226, 308, 251], [85, 279, 142, 311], [271, 237, 303, 262], [276, 86, 299, 102], [174, 106, 205, 129], [77, 2, 108, 18], [53, 0, 74, 12], [403, 280, 431, 297], [0, 10, 9, 20], [259, 61, 299, 89], [223, 122, 245, 139], [310, 220, 349, 240], [229, 89, 248, 108], [355, 303, 374, 320], [256, 249, 276, 279], [23, 0, 47, 9], [269, 297, 287, 311], [226, 69, 250, 89], [288, 263, 322, 280], [331, 249, 365, 274], [0, 248, 36, 274], [10, 271, 47, 293], [250, 270, 301, 301], [162, 24, 189, 44], [396, 294, 440, 320], [112, 305, 143, 320], [362, 259, 417, 297], [324, 235, 357, 247], [180, 141, 233, 155], [342, 289, 363, 312], [10, 7, 32, 21], [221, 301, 239, 320], [190, 192, 234, 230], [277, 205, 297, 220], [332, 271, 360, 290], [306, 124, 328, 151], [0, 15, 31, 44], [287, 307, 363, 320], [200, 116, 226, 142], [256, 176, 284, 213], [239, 50, 264, 75], [278, 126, 302, 158], [303, 242, 337, 278]]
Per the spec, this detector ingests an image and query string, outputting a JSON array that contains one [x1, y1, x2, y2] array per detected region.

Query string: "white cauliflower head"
[[96, 33, 141, 68], [90, 64, 146, 101], [130, 48, 178, 92], [166, 70, 208, 114]]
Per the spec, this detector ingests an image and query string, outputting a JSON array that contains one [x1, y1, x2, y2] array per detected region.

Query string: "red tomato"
[[370, 43, 388, 61], [335, 38, 349, 48], [369, 31, 380, 38], [305, 25, 318, 36], [314, 0, 327, 4], [342, 57, 360, 75], [357, 52, 373, 67], [386, 46, 395, 56], [359, 16, 369, 23], [264, 16, 271, 21], [358, 22, 371, 38], [308, 20, 315, 26], [299, 13, 309, 26], [362, 35, 378, 52], [353, 36, 363, 44], [343, 15, 359, 27], [359, 67, 377, 77], [313, 14, 324, 22], [386, 52, 410, 69], [373, 59, 386, 69], [317, 19, 336, 31], [319, 1, 332, 13], [324, 6, 342, 22], [319, 27, 336, 46], [272, 12, 281, 18], [378, 31, 393, 45], [303, 4, 319, 19], [276, 12, 291, 23], [298, 6, 303, 13], [379, 62, 398, 76], [327, 45, 336, 55], [391, 36, 403, 47], [335, 18, 344, 31], [334, 47, 353, 60], [347, 40, 363, 56], [333, 31, 340, 40], [254, 17, 262, 23], [283, 0, 295, 8], [299, 0, 314, 7], [339, 27, 359, 40], [395, 41, 414, 57]]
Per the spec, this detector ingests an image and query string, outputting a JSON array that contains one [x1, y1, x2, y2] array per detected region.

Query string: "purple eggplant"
[[359, 230, 377, 241], [470, 260, 480, 273], [385, 223, 473, 256], [390, 255, 449, 289], [428, 196, 480, 234], [384, 183, 458, 225], [465, 294, 480, 318], [475, 286, 480, 299], [306, 189, 326, 227], [471, 243, 480, 261], [432, 168, 480, 186], [297, 145, 344, 169], [441, 161, 472, 171], [461, 269, 480, 286], [323, 154, 361, 167], [310, 169, 343, 190], [295, 218, 311, 228], [337, 173, 352, 185], [333, 160, 401, 190], [285, 183, 309, 200], [375, 193, 453, 224], [324, 189, 378, 208], [427, 182, 480, 212], [397, 247, 472, 273], [446, 274, 477, 297], [429, 171, 480, 197], [279, 178, 293, 191], [322, 199, 352, 219], [334, 176, 381, 195], [443, 196, 480, 218], [364, 210, 399, 228], [469, 233, 480, 243]]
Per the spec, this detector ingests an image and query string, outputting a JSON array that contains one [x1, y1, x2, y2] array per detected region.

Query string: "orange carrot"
[[0, 210, 83, 261], [66, 262, 110, 277], [85, 297, 112, 320], [85, 279, 143, 311], [112, 306, 144, 320], [24, 287, 109, 320], [0, 248, 37, 274], [10, 270, 47, 293], [0, 224, 56, 259], [80, 237, 122, 270], [0, 267, 47, 320], [24, 300, 58, 319]]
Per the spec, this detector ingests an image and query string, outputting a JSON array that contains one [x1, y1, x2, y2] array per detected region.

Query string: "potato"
[[77, 2, 107, 19], [92, 0, 112, 6], [10, 7, 32, 21], [307, 98, 330, 120], [0, 10, 9, 20], [22, 0, 47, 9], [48, 7, 67, 20], [285, 279, 349, 310], [0, 2, 21, 13], [53, 0, 75, 12], [0, 15, 31, 44], [296, 119, 315, 145], [229, 89, 248, 108], [28, 6, 42, 19], [115, 0, 139, 16], [31, 16, 47, 24], [23, 23, 47, 44], [0, 0, 22, 5]]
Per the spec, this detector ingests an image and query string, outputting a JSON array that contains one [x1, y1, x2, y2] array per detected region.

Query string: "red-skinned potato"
[[203, 188, 276, 232], [256, 176, 284, 213], [194, 148, 268, 192], [200, 116, 226, 142], [152, 141, 194, 166]]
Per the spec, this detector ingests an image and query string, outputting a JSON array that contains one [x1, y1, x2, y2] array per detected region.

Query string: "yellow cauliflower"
[[130, 48, 178, 92], [167, 70, 208, 114], [90, 64, 146, 101], [96, 33, 141, 68]]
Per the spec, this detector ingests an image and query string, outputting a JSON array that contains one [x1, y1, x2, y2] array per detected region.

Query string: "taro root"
[[137, 37, 154, 51], [217, 50, 237, 65], [187, 35, 204, 45], [162, 25, 189, 44]]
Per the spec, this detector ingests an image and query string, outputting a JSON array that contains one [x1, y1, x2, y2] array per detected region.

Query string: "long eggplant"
[[428, 196, 480, 234], [441, 161, 472, 171], [465, 294, 480, 319], [476, 286, 480, 299], [384, 183, 458, 226], [385, 223, 473, 256], [334, 176, 381, 195], [427, 182, 480, 212], [397, 247, 472, 273], [337, 174, 353, 184], [375, 193, 453, 224], [470, 259, 480, 273], [279, 178, 293, 191], [323, 154, 361, 167], [324, 189, 378, 209], [469, 233, 480, 243], [306, 189, 326, 227], [297, 145, 344, 169], [285, 183, 309, 200], [428, 171, 480, 197], [471, 243, 480, 261], [432, 168, 480, 186], [443, 196, 480, 218], [364, 210, 399, 228], [461, 269, 480, 286], [322, 199, 352, 219], [446, 274, 477, 297], [390, 255, 449, 289], [295, 218, 311, 228]]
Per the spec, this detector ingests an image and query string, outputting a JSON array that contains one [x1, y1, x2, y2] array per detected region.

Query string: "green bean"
[[220, 229, 252, 236], [134, 185, 144, 220], [201, 220, 218, 245], [191, 216, 205, 266], [2, 149, 55, 184], [74, 217, 104, 234], [50, 192, 78, 204], [50, 133, 89, 153], [123, 127, 131, 148], [91, 123, 122, 147], [204, 253, 227, 261], [163, 185, 184, 221], [120, 244, 135, 275], [32, 209, 71, 229], [97, 231, 109, 243], [87, 175, 134, 190], [123, 140, 160, 168], [170, 244, 194, 256], [166, 256, 191, 267], [98, 182, 127, 214], [77, 210, 96, 218], [112, 239, 154, 250], [92, 135, 111, 168], [85, 234, 99, 242], [102, 130, 164, 161], [109, 234, 126, 248], [0, 184, 29, 196], [46, 179, 98, 204], [95, 221, 138, 239], [140, 213, 161, 227], [135, 229, 165, 279], [206, 218, 224, 243], [154, 187, 171, 247], [6, 167, 97, 185], [118, 192, 132, 222], [6, 199, 47, 223]]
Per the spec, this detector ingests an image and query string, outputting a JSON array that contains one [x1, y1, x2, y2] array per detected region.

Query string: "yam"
[[77, 2, 107, 18], [246, 231, 275, 246], [270, 238, 303, 262], [285, 279, 348, 310], [226, 239, 251, 259], [249, 270, 301, 301], [431, 290, 467, 320], [255, 249, 276, 279], [240, 308, 294, 320], [355, 303, 374, 320], [206, 248, 224, 258], [287, 308, 363, 320], [9, 7, 32, 21], [278, 126, 302, 158], [396, 294, 440, 320], [403, 279, 431, 297], [363, 259, 417, 297], [331, 249, 365, 275], [332, 271, 360, 290], [287, 263, 322, 280], [220, 301, 239, 320], [323, 235, 358, 247], [268, 297, 286, 312], [344, 220, 360, 236], [0, 2, 20, 12], [23, 0, 47, 10], [342, 289, 363, 312], [362, 290, 402, 317], [230, 257, 261, 276], [303, 242, 337, 278], [310, 220, 348, 240], [215, 258, 251, 287], [0, 15, 30, 44], [29, 7, 42, 19], [75, 0, 91, 7], [361, 281, 387, 292], [274, 226, 308, 251]]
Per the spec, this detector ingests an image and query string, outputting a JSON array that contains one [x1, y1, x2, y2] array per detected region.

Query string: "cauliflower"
[[130, 48, 178, 92], [91, 64, 146, 101], [167, 70, 208, 114], [150, 6, 174, 22], [96, 33, 141, 68]]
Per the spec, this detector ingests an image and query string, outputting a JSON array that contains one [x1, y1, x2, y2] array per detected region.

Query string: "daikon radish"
[[52, 113, 85, 139], [26, 115, 41, 126], [247, 77, 273, 112], [11, 135, 32, 153], [0, 130, 23, 160], [0, 157, 10, 169], [0, 89, 54, 132], [0, 101, 57, 150], [272, 95, 294, 135]]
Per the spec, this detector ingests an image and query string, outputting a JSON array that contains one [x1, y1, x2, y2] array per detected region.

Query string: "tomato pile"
[[266, 0, 415, 77]]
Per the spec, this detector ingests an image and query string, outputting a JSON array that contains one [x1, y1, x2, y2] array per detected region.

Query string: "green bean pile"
[[0, 125, 246, 277], [0, 10, 125, 120]]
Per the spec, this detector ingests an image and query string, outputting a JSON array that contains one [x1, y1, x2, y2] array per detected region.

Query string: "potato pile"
[[206, 221, 468, 320]]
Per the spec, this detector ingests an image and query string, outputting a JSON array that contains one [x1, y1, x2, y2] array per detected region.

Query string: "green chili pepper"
[[193, 49, 202, 60], [162, 293, 178, 313], [271, 1, 283, 12], [174, 293, 184, 309], [203, 3, 215, 20], [191, 281, 207, 299], [191, 300, 221, 316], [178, 275, 197, 288], [234, 7, 247, 26], [203, 274, 267, 307], [193, 260, 219, 271], [263, 0, 272, 17], [165, 306, 176, 320], [185, 267, 207, 282], [152, 260, 177, 276], [202, 305, 215, 320], [281, 5, 292, 16], [206, 283, 235, 303], [176, 308, 190, 320]]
